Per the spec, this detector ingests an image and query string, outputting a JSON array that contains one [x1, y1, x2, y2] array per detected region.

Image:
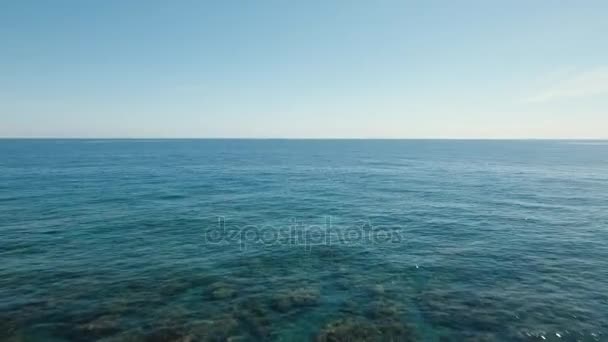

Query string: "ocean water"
[[1, 139, 607, 342]]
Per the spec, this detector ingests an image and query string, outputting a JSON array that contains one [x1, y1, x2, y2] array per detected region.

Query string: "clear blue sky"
[[1, 0, 607, 138]]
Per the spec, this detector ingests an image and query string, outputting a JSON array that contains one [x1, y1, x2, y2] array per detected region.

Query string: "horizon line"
[[1, 137, 607, 141]]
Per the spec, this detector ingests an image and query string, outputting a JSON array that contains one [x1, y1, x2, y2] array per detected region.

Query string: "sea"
[[1, 139, 607, 341]]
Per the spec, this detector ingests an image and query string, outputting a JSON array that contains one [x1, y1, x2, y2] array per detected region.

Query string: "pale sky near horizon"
[[1, 1, 607, 138]]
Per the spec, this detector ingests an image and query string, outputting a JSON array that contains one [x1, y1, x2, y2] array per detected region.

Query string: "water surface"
[[1, 139, 607, 341]]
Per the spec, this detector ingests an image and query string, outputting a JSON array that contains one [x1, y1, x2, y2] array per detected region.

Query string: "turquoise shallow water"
[[1, 139, 608, 341]]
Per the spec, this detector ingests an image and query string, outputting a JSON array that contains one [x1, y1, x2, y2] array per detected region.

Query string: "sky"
[[1, 0, 607, 138]]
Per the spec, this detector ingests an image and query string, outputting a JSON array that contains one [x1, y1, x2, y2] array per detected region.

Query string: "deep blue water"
[[1, 139, 607, 341]]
